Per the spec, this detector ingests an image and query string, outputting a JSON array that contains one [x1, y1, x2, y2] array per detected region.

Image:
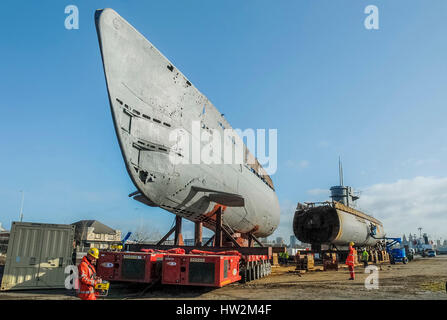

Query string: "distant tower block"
[[290, 235, 297, 247]]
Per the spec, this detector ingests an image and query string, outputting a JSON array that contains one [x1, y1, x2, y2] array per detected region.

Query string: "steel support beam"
[[194, 221, 203, 246], [215, 207, 222, 247], [248, 235, 254, 247], [221, 227, 242, 248], [156, 226, 176, 246], [203, 235, 215, 247], [174, 215, 183, 246], [250, 233, 264, 247]]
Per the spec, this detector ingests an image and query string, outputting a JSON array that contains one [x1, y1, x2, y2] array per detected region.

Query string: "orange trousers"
[[348, 265, 355, 279]]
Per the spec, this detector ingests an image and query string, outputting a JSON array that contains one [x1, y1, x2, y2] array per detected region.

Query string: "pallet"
[[295, 253, 315, 271]]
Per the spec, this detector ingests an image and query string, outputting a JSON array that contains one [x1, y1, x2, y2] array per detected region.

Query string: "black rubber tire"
[[240, 267, 247, 283]]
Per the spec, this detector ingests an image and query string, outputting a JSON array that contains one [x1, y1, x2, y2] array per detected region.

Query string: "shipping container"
[[0, 222, 75, 291]]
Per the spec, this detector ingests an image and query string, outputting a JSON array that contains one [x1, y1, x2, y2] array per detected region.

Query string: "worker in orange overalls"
[[77, 247, 102, 300], [345, 242, 356, 280]]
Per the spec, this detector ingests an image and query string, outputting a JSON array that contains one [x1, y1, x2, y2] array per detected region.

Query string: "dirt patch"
[[0, 255, 446, 300], [420, 280, 447, 292]]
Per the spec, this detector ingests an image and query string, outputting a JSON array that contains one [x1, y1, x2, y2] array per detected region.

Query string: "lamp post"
[[19, 191, 25, 222]]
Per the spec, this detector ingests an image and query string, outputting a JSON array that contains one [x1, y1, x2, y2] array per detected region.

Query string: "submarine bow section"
[[94, 8, 280, 238]]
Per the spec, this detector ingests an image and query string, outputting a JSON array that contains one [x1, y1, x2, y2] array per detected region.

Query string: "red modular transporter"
[[97, 251, 165, 283], [161, 253, 241, 287]]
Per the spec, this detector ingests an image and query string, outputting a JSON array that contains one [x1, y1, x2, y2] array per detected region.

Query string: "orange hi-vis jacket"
[[78, 256, 99, 300], [345, 246, 356, 266]]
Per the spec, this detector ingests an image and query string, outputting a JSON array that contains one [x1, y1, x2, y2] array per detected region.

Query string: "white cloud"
[[402, 158, 441, 168], [357, 176, 447, 240], [307, 188, 330, 197], [285, 159, 309, 170], [317, 140, 329, 148]]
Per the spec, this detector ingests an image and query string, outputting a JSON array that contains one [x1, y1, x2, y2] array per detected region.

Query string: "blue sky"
[[1, 1, 446, 242]]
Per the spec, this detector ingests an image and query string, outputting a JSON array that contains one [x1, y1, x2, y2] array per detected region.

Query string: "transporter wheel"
[[252, 263, 256, 280], [247, 263, 253, 281], [390, 257, 395, 265], [251, 263, 255, 280], [403, 257, 408, 264], [240, 267, 247, 283], [254, 263, 258, 279]]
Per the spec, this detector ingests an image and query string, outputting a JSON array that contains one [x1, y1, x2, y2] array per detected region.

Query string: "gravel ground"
[[0, 255, 445, 300]]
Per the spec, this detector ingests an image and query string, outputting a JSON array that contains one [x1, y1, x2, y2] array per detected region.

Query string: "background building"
[[276, 237, 284, 246], [0, 223, 9, 255], [289, 235, 297, 248], [72, 220, 122, 251]]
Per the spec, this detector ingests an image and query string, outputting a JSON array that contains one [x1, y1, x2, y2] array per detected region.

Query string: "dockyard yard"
[[1, 256, 445, 300]]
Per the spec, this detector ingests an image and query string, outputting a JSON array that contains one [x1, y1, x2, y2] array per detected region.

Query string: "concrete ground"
[[0, 255, 446, 300]]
